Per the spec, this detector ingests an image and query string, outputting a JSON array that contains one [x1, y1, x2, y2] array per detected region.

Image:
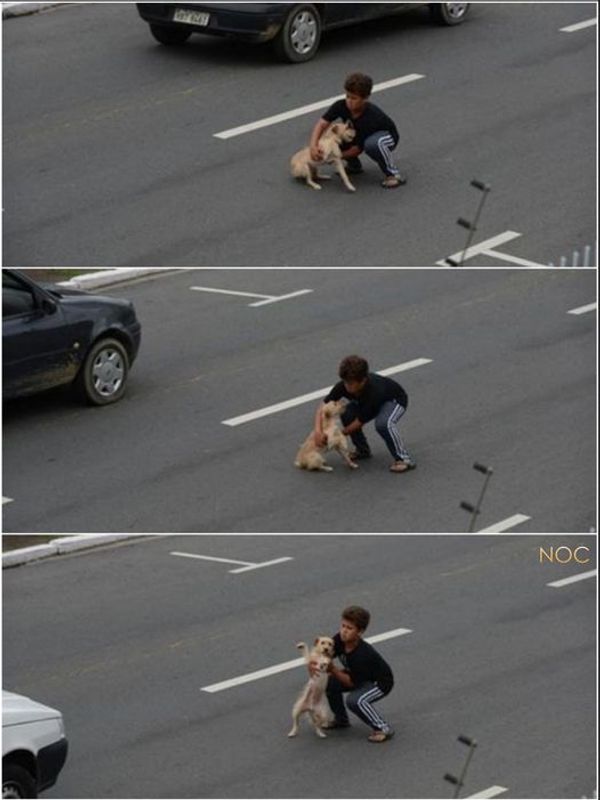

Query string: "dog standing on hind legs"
[[288, 637, 335, 739]]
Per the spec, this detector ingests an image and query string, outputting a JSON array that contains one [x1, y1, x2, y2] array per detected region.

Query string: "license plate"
[[173, 9, 210, 26]]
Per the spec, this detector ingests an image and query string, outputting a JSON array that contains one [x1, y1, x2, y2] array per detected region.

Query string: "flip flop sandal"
[[389, 462, 416, 473], [368, 730, 395, 743], [381, 176, 407, 189]]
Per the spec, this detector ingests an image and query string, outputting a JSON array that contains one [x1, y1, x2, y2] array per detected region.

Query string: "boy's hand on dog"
[[308, 659, 321, 677], [310, 146, 323, 162], [314, 432, 327, 448]]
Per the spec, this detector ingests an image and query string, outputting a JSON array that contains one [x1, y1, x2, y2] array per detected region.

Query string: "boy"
[[309, 72, 406, 189], [313, 355, 415, 473], [324, 606, 395, 743]]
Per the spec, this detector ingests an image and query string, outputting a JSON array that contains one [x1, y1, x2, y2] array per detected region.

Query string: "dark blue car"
[[136, 3, 471, 62], [2, 270, 141, 406]]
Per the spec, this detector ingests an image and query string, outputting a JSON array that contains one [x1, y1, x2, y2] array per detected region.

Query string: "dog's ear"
[[314, 637, 320, 645]]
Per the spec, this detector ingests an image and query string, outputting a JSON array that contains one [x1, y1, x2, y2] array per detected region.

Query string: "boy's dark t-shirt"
[[332, 633, 394, 693], [322, 99, 399, 149], [324, 373, 408, 423]]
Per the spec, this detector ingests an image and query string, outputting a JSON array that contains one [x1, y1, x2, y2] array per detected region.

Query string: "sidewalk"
[[3, 2, 64, 17], [17, 267, 175, 291], [2, 535, 147, 568]]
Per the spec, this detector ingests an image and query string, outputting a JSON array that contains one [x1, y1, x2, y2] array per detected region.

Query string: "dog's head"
[[313, 636, 335, 658], [322, 400, 346, 420], [329, 122, 356, 145]]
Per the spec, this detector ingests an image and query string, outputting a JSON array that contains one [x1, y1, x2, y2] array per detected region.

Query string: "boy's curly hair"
[[339, 355, 369, 382], [344, 72, 373, 99], [342, 605, 371, 631]]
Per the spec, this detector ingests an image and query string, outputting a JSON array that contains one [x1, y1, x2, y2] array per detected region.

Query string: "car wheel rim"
[[3, 785, 23, 799], [92, 349, 124, 397], [290, 11, 317, 54], [445, 3, 469, 18]]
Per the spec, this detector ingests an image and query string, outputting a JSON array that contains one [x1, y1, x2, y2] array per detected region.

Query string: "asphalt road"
[[1, 268, 596, 533], [2, 2, 596, 267], [2, 534, 596, 798]]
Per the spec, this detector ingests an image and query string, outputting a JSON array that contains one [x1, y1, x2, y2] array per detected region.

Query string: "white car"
[[2, 691, 68, 798]]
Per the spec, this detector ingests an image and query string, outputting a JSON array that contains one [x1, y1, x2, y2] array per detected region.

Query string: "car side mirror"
[[40, 296, 57, 315]]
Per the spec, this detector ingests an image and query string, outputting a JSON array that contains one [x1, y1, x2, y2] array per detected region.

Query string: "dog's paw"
[[288, 730, 298, 738], [349, 462, 359, 470], [316, 729, 327, 739]]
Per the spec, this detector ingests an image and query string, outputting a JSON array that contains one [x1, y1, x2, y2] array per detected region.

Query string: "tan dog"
[[288, 637, 335, 739], [294, 400, 358, 472], [290, 121, 357, 192]]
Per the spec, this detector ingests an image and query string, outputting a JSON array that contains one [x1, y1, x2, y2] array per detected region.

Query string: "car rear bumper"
[[136, 3, 286, 42]]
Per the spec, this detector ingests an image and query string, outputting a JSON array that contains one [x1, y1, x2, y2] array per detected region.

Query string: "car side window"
[[2, 274, 37, 318]]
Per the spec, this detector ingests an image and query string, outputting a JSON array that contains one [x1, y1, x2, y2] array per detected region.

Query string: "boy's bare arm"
[[343, 418, 363, 436], [309, 118, 329, 160], [340, 145, 362, 159], [329, 663, 354, 688], [313, 403, 327, 447]]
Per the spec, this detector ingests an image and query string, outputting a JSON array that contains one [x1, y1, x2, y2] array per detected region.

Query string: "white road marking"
[[477, 514, 531, 533], [229, 558, 294, 574], [170, 551, 293, 573], [190, 285, 313, 307], [250, 292, 314, 307], [480, 249, 548, 268], [560, 18, 597, 32], [567, 302, 597, 315], [2, 497, 14, 505], [547, 569, 597, 588], [201, 628, 412, 693], [466, 787, 508, 799], [214, 74, 425, 139], [436, 231, 522, 266], [222, 359, 433, 427]]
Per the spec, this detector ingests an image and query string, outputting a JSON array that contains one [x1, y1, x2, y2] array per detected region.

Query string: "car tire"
[[273, 5, 322, 63], [149, 23, 192, 45], [75, 337, 130, 406], [429, 3, 470, 25], [2, 763, 38, 798]]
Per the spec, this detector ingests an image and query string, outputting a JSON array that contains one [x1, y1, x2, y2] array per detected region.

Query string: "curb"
[[2, 535, 142, 568], [57, 268, 175, 291], [2, 2, 65, 18]]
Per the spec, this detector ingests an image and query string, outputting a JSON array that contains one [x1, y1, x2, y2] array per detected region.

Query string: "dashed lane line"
[[567, 302, 597, 316], [547, 569, 597, 588], [221, 359, 433, 427], [477, 514, 531, 533], [560, 18, 597, 32], [190, 285, 313, 307], [214, 74, 425, 139], [2, 497, 14, 505], [201, 628, 412, 693]]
